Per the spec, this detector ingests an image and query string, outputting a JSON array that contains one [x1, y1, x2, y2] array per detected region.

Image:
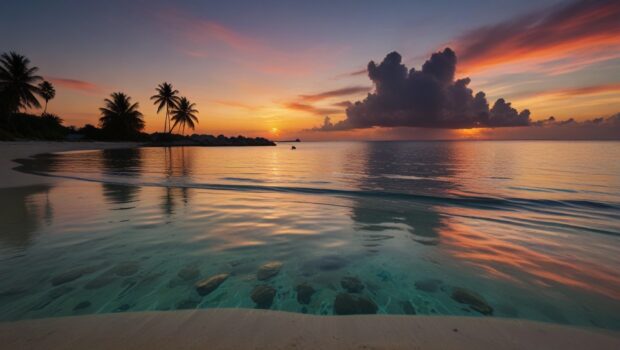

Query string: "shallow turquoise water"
[[1, 141, 619, 329]]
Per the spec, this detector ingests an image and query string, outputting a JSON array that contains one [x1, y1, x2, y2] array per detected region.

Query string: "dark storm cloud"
[[314, 49, 531, 131]]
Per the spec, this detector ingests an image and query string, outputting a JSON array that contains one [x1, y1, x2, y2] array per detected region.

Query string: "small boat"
[[291, 146, 297, 150]]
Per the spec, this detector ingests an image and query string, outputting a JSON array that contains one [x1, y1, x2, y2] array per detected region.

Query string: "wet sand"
[[0, 309, 618, 349], [0, 141, 139, 188]]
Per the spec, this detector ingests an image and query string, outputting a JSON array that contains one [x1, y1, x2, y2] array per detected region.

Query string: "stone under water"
[[451, 287, 494, 315], [251, 285, 276, 309], [340, 277, 364, 293], [257, 262, 283, 281], [333, 293, 378, 315], [295, 283, 316, 305], [195, 273, 229, 296]]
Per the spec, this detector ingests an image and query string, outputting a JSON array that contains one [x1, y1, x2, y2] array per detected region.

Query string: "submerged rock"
[[340, 277, 365, 293], [333, 293, 378, 315], [0, 288, 26, 297], [116, 304, 131, 312], [84, 275, 115, 290], [251, 285, 276, 309], [73, 301, 91, 311], [51, 269, 85, 286], [257, 261, 283, 281], [316, 256, 347, 271], [177, 266, 200, 281], [400, 300, 417, 315], [451, 288, 493, 315], [110, 262, 140, 277], [295, 283, 316, 305], [48, 286, 74, 299], [176, 299, 200, 309], [414, 278, 442, 293], [195, 273, 229, 296]]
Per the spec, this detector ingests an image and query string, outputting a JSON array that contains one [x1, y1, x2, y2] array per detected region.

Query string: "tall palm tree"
[[150, 82, 179, 134], [38, 80, 55, 114], [99, 92, 145, 139], [170, 97, 198, 135], [0, 52, 43, 114]]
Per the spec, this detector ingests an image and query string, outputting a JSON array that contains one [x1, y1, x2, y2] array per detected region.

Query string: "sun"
[[270, 127, 280, 134], [458, 128, 487, 138]]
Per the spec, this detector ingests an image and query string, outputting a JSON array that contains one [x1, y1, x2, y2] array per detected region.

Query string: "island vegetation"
[[0, 51, 275, 146]]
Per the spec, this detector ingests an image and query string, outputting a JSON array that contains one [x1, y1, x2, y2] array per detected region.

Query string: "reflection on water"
[[2, 142, 620, 329], [0, 185, 52, 249]]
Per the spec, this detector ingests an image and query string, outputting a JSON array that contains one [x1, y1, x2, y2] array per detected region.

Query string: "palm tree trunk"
[[43, 99, 48, 115], [164, 106, 169, 134]]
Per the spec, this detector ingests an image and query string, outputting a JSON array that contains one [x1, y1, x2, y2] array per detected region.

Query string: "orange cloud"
[[527, 83, 620, 98], [283, 102, 341, 116], [454, 0, 620, 75], [214, 100, 260, 111], [298, 86, 371, 102], [47, 77, 102, 94]]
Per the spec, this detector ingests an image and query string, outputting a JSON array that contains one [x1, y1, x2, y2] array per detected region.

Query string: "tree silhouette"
[[150, 82, 180, 134], [170, 97, 198, 135], [99, 92, 145, 139], [38, 80, 55, 114], [0, 52, 42, 114]]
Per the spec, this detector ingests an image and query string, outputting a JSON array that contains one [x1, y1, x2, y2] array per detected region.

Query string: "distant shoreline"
[[0, 309, 618, 350], [0, 141, 139, 188]]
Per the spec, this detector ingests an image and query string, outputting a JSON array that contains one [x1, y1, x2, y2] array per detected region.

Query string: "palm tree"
[[99, 92, 145, 139], [0, 52, 43, 114], [150, 82, 179, 133], [170, 97, 198, 135], [38, 80, 55, 114]]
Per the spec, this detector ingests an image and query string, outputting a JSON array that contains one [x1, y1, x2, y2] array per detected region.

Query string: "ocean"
[[1, 141, 619, 329]]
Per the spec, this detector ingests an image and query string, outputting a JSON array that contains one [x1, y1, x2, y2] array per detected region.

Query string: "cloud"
[[284, 102, 341, 116], [491, 112, 620, 140], [334, 68, 368, 79], [454, 0, 620, 74], [214, 100, 259, 111], [526, 83, 620, 99], [157, 8, 339, 77], [47, 77, 102, 94], [533, 113, 620, 128], [332, 101, 353, 108], [305, 113, 620, 140], [298, 86, 371, 102], [312, 49, 530, 131]]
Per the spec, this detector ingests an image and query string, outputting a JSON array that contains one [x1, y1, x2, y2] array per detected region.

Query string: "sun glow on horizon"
[[457, 128, 487, 138]]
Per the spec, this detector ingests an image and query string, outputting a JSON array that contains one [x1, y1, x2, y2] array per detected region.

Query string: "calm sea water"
[[1, 141, 619, 328]]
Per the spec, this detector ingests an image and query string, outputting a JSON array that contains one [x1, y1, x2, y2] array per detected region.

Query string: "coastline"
[[0, 309, 618, 349], [0, 141, 140, 188]]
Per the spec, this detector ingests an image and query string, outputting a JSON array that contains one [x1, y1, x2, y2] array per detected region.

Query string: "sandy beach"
[[0, 141, 139, 188], [0, 309, 618, 350]]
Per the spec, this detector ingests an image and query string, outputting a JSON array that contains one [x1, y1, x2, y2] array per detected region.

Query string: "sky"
[[1, 0, 619, 140]]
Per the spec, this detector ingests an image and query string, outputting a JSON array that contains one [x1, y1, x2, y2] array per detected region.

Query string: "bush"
[[0, 112, 69, 140]]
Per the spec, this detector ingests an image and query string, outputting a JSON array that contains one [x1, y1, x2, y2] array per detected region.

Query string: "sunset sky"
[[2, 0, 619, 140]]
